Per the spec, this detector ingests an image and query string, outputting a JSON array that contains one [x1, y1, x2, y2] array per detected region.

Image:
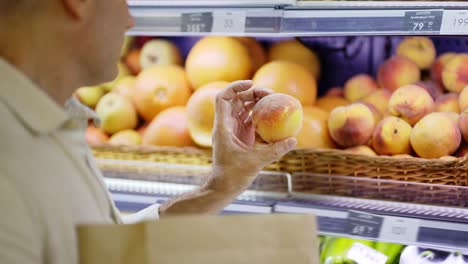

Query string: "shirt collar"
[[0, 57, 69, 135]]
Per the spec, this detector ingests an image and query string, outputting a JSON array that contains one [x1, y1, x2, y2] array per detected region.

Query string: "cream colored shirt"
[[0, 58, 159, 264]]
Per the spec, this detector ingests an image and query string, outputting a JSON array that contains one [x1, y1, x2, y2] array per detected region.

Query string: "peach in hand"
[[252, 93, 303, 143]]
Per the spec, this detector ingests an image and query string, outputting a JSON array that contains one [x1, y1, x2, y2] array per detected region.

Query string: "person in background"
[[0, 1, 296, 264]]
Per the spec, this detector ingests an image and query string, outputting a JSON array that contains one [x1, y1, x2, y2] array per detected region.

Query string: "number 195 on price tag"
[[441, 10, 468, 34]]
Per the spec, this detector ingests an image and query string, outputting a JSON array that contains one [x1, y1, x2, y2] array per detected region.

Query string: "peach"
[[444, 112, 460, 124], [125, 48, 142, 75], [186, 81, 229, 147], [315, 96, 350, 113], [458, 109, 468, 142], [85, 125, 109, 146], [442, 54, 468, 93], [325, 86, 344, 97], [458, 85, 468, 111], [359, 89, 391, 114], [392, 154, 413, 159], [296, 106, 335, 149], [414, 81, 444, 100], [431, 52, 457, 88], [410, 112, 461, 158], [328, 103, 375, 147], [388, 84, 435, 125], [361, 102, 383, 124], [344, 74, 379, 101], [435, 93, 460, 113], [372, 116, 412, 155], [109, 129, 142, 146], [439, 156, 458, 161], [344, 145, 377, 156], [252, 93, 303, 143], [396, 37, 436, 70], [377, 56, 421, 92]]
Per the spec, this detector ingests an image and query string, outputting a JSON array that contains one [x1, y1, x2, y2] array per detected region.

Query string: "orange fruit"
[[186, 81, 229, 147], [185, 36, 252, 89], [133, 65, 192, 122], [237, 37, 267, 74], [253, 61, 317, 106], [268, 39, 321, 79], [142, 107, 195, 147]]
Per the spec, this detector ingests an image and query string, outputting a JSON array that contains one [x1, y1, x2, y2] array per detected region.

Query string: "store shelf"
[[275, 194, 468, 254], [104, 175, 468, 253], [127, 1, 468, 36]]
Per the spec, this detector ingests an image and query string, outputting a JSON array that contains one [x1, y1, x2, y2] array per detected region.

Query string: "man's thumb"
[[258, 137, 297, 164]]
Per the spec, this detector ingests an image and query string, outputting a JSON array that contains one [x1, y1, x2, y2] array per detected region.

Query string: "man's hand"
[[159, 80, 296, 216], [210, 80, 297, 192]]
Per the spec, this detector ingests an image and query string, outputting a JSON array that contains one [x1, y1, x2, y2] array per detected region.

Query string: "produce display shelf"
[[127, 1, 468, 36], [104, 176, 468, 253]]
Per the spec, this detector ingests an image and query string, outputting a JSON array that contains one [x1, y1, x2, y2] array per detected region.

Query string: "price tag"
[[403, 10, 443, 32], [181, 12, 213, 33], [347, 211, 384, 239], [212, 11, 247, 33], [441, 10, 468, 34], [347, 242, 388, 264], [379, 216, 419, 244]]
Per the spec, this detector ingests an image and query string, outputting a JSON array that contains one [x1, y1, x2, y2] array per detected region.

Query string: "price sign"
[[212, 11, 247, 33], [181, 12, 213, 33], [347, 211, 384, 239], [403, 10, 443, 33], [379, 216, 419, 244], [441, 10, 468, 34], [347, 243, 388, 264]]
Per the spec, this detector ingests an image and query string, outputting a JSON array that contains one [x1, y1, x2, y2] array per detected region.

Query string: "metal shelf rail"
[[127, 1, 468, 36]]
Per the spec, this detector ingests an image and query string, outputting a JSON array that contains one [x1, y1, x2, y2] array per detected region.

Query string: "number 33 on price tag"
[[441, 10, 468, 34], [212, 11, 247, 33]]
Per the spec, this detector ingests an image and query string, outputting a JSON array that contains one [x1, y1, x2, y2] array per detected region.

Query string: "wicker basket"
[[92, 145, 468, 186]]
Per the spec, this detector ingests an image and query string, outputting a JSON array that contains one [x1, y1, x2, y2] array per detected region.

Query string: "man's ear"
[[61, 0, 89, 20]]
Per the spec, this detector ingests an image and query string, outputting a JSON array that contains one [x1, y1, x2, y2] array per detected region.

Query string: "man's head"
[[0, 0, 134, 102]]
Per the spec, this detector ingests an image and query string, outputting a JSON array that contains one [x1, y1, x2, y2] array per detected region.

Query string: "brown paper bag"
[[78, 214, 319, 264]]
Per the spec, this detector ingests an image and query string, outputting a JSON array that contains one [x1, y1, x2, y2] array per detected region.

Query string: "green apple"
[[95, 93, 138, 134], [75, 86, 105, 108]]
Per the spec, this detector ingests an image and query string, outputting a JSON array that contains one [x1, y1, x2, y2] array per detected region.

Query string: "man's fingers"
[[244, 101, 256, 112], [237, 87, 274, 102], [256, 138, 297, 164], [231, 98, 245, 114], [217, 80, 254, 101]]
